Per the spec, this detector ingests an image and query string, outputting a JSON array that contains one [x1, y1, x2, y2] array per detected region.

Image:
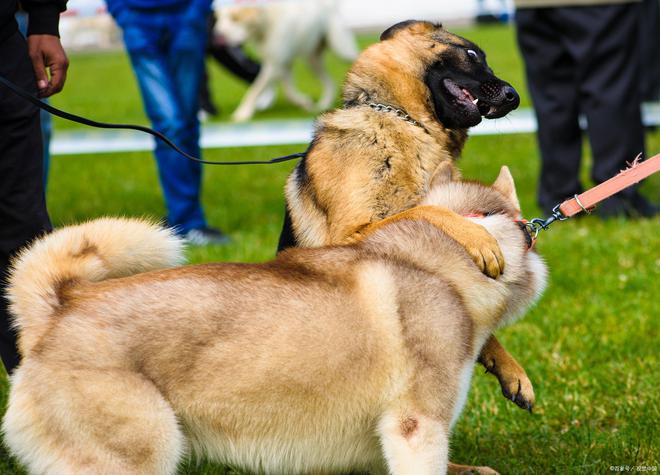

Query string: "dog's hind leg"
[[308, 53, 336, 111], [377, 409, 448, 475], [282, 68, 315, 112], [233, 63, 280, 122], [3, 361, 185, 475]]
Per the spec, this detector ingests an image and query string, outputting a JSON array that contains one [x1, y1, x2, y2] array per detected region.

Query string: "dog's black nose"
[[503, 85, 519, 104]]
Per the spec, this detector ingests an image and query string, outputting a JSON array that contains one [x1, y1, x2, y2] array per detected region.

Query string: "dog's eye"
[[467, 49, 479, 60]]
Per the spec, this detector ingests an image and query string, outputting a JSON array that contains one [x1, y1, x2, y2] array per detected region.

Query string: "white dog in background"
[[215, 0, 359, 122]]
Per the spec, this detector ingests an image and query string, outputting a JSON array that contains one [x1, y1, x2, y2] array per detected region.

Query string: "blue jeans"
[[119, 6, 207, 234]]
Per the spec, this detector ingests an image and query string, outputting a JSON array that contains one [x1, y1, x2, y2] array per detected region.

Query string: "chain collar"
[[368, 102, 422, 128]]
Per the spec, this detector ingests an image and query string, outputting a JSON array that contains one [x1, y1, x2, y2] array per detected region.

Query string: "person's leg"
[[122, 15, 207, 234], [199, 65, 218, 116], [166, 16, 210, 232], [15, 12, 52, 187], [572, 5, 645, 186], [516, 8, 583, 213], [639, 0, 660, 102], [41, 107, 52, 187], [0, 31, 52, 373], [568, 4, 655, 216]]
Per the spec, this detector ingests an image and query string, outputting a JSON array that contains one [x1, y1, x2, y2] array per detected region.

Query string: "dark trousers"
[[515, 4, 646, 212], [0, 30, 52, 374]]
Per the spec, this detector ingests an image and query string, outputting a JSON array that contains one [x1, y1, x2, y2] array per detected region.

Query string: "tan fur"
[[285, 23, 472, 249], [7, 217, 185, 358], [283, 21, 534, 441], [3, 173, 546, 475]]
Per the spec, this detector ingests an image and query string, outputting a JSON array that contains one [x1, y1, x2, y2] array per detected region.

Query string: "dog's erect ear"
[[380, 20, 417, 41], [493, 166, 520, 210], [380, 20, 442, 41], [429, 161, 459, 188]]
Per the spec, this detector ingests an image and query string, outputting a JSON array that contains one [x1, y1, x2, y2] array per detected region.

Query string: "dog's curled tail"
[[7, 217, 185, 356]]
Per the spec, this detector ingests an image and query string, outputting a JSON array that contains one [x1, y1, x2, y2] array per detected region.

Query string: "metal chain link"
[[368, 103, 421, 128]]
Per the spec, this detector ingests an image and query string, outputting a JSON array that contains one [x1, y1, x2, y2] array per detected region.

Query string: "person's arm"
[[21, 0, 69, 97]]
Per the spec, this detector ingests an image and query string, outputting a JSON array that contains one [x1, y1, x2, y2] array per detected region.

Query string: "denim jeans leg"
[[166, 22, 208, 226], [123, 22, 207, 234]]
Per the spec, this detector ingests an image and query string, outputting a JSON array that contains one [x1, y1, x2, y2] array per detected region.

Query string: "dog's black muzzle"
[[479, 81, 520, 119]]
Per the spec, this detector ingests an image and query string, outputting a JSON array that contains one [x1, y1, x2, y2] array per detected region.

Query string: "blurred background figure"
[[475, 0, 512, 23], [199, 11, 261, 118], [15, 11, 52, 188], [639, 0, 660, 103], [106, 0, 230, 245], [215, 0, 359, 122], [514, 0, 657, 218], [0, 0, 68, 374]]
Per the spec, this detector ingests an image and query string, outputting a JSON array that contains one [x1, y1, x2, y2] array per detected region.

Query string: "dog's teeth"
[[472, 98, 479, 105]]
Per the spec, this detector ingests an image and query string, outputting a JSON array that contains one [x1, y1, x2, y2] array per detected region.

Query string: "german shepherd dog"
[[279, 22, 531, 468], [3, 165, 546, 475]]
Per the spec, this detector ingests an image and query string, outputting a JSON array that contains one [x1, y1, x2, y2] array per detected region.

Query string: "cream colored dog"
[[3, 165, 546, 475], [215, 0, 359, 122]]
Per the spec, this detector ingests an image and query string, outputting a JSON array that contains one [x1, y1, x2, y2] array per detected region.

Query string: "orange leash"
[[525, 153, 660, 238], [558, 153, 660, 217]]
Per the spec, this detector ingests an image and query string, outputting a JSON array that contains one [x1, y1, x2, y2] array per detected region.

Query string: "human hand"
[[27, 34, 69, 97]]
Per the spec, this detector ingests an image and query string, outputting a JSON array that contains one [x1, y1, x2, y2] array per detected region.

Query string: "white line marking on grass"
[[51, 104, 660, 156]]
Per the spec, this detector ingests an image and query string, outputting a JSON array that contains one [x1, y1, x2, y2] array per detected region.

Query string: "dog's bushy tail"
[[7, 217, 184, 356], [325, 8, 359, 61]]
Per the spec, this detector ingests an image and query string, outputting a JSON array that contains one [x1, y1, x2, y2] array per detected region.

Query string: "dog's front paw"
[[485, 357, 535, 411], [231, 108, 253, 123], [459, 224, 505, 279]]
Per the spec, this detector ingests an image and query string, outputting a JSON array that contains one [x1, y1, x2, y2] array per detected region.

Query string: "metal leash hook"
[[525, 204, 568, 239]]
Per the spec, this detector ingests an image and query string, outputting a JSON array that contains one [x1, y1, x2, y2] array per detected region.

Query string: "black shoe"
[[184, 227, 231, 246], [629, 193, 659, 218]]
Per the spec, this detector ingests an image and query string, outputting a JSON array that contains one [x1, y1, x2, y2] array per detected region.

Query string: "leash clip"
[[526, 204, 567, 238]]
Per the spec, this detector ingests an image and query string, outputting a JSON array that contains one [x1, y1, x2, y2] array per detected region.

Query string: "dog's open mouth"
[[443, 79, 494, 118]]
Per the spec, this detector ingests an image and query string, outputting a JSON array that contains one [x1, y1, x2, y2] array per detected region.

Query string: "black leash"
[[0, 75, 305, 166]]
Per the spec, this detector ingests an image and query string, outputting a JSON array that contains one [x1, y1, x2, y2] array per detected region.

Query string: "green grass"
[[1, 24, 658, 474]]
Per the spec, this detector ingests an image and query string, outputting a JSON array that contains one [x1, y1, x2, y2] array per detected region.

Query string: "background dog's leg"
[[282, 68, 316, 112], [255, 85, 277, 111], [377, 410, 448, 475], [308, 53, 336, 111], [3, 362, 185, 475], [233, 63, 279, 122], [478, 335, 535, 411]]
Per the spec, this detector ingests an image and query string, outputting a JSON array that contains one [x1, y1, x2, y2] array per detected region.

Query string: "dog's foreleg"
[[349, 206, 505, 278], [377, 411, 448, 475], [282, 69, 315, 112], [308, 53, 336, 111], [233, 63, 279, 122], [478, 335, 535, 411]]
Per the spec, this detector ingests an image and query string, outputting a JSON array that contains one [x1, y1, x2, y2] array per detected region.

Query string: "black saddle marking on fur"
[[277, 207, 297, 253]]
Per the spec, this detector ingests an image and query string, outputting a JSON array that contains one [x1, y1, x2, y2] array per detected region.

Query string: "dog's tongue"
[[443, 79, 480, 112], [443, 78, 463, 97], [461, 88, 477, 104]]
